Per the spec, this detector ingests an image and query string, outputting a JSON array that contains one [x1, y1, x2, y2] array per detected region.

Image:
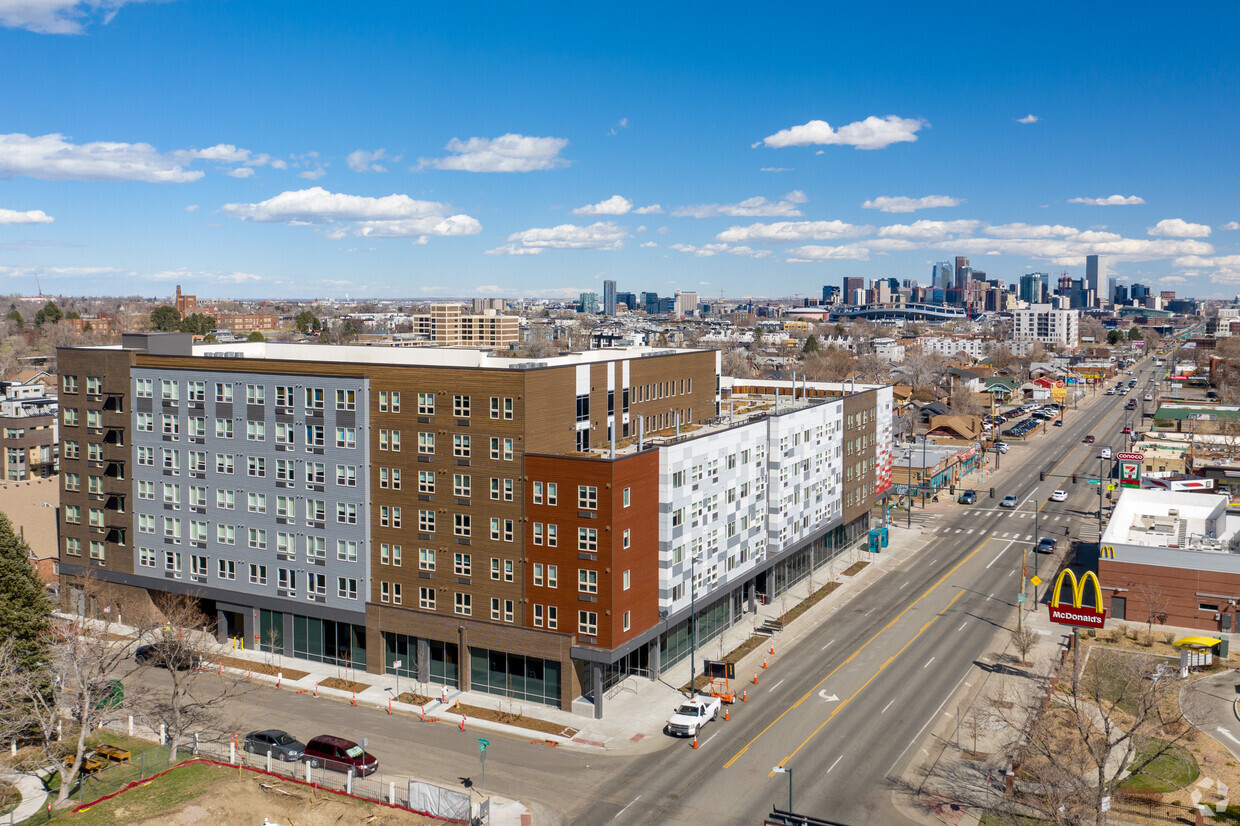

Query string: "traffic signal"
[[1039, 471, 1045, 481], [989, 487, 995, 498], [1072, 473, 1078, 484]]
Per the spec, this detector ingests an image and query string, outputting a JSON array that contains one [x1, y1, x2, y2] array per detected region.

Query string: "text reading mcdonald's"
[[1048, 570, 1107, 629]]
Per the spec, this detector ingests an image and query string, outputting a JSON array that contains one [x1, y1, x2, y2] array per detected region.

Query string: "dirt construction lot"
[[73, 761, 436, 826]]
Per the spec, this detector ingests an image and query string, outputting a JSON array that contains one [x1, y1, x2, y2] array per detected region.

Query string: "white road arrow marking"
[[1217, 727, 1240, 745], [818, 690, 840, 702]]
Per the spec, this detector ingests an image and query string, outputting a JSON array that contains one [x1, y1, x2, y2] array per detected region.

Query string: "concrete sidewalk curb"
[[2, 769, 51, 823]]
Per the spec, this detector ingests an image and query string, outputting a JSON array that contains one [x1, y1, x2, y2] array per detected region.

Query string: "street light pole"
[[688, 553, 698, 696], [772, 766, 793, 813]]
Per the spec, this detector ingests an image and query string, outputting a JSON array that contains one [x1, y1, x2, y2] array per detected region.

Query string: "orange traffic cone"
[[387, 698, 392, 714], [742, 689, 747, 702], [692, 734, 698, 749], [769, 644, 775, 655], [460, 715, 466, 732], [753, 672, 758, 685], [351, 692, 356, 707], [724, 707, 729, 721], [762, 657, 767, 669]]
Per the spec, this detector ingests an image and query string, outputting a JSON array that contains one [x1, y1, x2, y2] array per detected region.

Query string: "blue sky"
[[1, 1, 1238, 301]]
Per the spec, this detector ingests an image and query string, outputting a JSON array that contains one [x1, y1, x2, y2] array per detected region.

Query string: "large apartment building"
[[412, 305, 519, 348], [1013, 303, 1080, 352], [58, 335, 891, 713], [0, 380, 58, 480]]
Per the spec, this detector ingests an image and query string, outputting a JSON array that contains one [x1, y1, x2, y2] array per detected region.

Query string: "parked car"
[[244, 730, 305, 761], [1145, 394, 1153, 401], [135, 643, 201, 671], [1000, 494, 1019, 508], [1036, 537, 1057, 554], [992, 442, 1009, 453], [303, 735, 378, 776], [1049, 489, 1068, 502], [1105, 389, 1115, 395], [1052, 419, 1063, 427], [666, 696, 721, 737], [957, 489, 977, 505]]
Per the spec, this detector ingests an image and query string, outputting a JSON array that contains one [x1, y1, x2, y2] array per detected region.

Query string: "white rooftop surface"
[[1102, 488, 1240, 553]]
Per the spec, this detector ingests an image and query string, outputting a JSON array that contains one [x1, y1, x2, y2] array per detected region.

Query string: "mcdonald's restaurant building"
[[1097, 489, 1240, 633]]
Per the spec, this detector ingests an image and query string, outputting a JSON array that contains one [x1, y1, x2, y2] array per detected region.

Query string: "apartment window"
[[219, 559, 238, 580], [336, 464, 357, 486], [164, 550, 181, 575], [133, 411, 151, 431], [216, 489, 236, 510], [418, 509, 435, 533], [136, 446, 154, 466], [453, 434, 470, 458], [503, 397, 514, 419], [547, 483, 558, 506], [246, 456, 266, 477], [64, 375, 80, 394], [453, 473, 470, 497], [380, 582, 390, 603], [336, 389, 355, 410], [578, 485, 598, 510], [503, 558, 514, 581], [274, 459, 293, 483], [547, 606, 558, 629], [454, 553, 471, 576], [246, 384, 265, 405], [418, 548, 435, 571], [250, 528, 268, 549], [246, 421, 266, 441], [249, 564, 267, 585], [391, 430, 401, 451], [162, 414, 180, 436], [623, 611, 631, 632], [454, 513, 471, 537], [337, 540, 358, 562], [454, 592, 472, 616], [87, 376, 103, 395], [216, 453, 234, 474], [419, 587, 435, 610], [418, 432, 434, 454], [62, 472, 78, 493], [162, 483, 180, 506], [417, 393, 434, 415], [305, 424, 324, 448], [89, 507, 107, 527], [274, 385, 293, 410], [380, 505, 393, 527], [532, 522, 544, 545], [64, 440, 80, 460], [578, 569, 598, 593], [453, 395, 470, 418], [490, 397, 501, 419], [546, 564, 558, 588], [305, 387, 324, 410], [578, 528, 598, 552], [137, 513, 155, 534], [389, 391, 400, 412], [65, 537, 81, 556], [188, 417, 205, 438], [623, 487, 631, 507], [138, 548, 156, 568], [305, 462, 325, 485], [338, 578, 358, 600], [215, 382, 233, 403], [623, 528, 631, 549], [337, 502, 357, 524], [87, 410, 102, 429], [578, 611, 598, 636], [306, 498, 325, 522], [188, 381, 205, 402], [546, 524, 558, 547], [490, 597, 501, 620], [276, 532, 294, 558], [306, 536, 326, 560], [189, 486, 207, 509], [410, 469, 431, 493], [335, 427, 356, 449], [576, 394, 589, 423], [623, 569, 631, 590], [163, 449, 180, 472], [216, 524, 235, 545], [307, 572, 326, 600], [533, 563, 545, 587], [378, 391, 389, 412], [533, 604, 544, 627], [278, 568, 297, 596], [532, 481, 543, 504], [88, 475, 103, 495]]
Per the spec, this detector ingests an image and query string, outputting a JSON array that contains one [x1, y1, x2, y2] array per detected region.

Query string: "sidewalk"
[[1, 769, 50, 824]]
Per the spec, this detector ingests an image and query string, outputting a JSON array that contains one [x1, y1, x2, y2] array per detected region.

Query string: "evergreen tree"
[[0, 511, 52, 671], [149, 305, 181, 332], [803, 334, 820, 354]]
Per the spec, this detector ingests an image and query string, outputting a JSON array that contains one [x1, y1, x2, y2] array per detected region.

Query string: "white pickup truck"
[[665, 696, 721, 737]]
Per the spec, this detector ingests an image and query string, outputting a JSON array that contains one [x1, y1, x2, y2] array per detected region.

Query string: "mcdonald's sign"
[[1048, 569, 1107, 628]]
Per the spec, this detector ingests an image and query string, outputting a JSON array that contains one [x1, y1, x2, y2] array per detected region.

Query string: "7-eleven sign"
[[1119, 458, 1141, 488]]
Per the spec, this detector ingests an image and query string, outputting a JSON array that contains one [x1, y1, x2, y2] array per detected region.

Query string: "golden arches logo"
[[1100, 545, 1116, 559], [1048, 569, 1107, 628]]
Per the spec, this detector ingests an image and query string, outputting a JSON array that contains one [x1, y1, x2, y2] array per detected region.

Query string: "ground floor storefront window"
[[381, 633, 459, 687], [292, 615, 366, 668], [469, 647, 561, 706]]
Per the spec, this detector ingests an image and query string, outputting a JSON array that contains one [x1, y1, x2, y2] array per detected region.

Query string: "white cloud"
[[639, 241, 659, 248], [943, 235, 1211, 264], [184, 204, 199, 212], [171, 144, 251, 164], [0, 264, 120, 279], [486, 221, 627, 255], [0, 132, 206, 182], [297, 167, 326, 180], [1148, 218, 1211, 238], [878, 220, 981, 241], [785, 244, 871, 261], [669, 242, 770, 258], [1157, 275, 1188, 286], [346, 148, 391, 173], [633, 204, 663, 215], [226, 166, 255, 178], [0, 0, 159, 34], [984, 223, 1079, 239], [861, 195, 961, 213], [760, 167, 792, 173], [715, 220, 873, 244], [1222, 221, 1240, 231], [1068, 195, 1145, 206], [221, 186, 481, 239], [607, 117, 629, 136], [573, 195, 633, 216], [1017, 114, 1039, 124], [755, 115, 926, 150], [0, 208, 53, 224], [417, 133, 569, 173], [673, 192, 808, 218]]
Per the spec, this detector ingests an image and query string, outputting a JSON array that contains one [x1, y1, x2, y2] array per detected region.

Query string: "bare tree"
[[991, 649, 1189, 826], [1132, 582, 1171, 641], [127, 594, 249, 759], [801, 347, 856, 382], [1009, 625, 1039, 667]]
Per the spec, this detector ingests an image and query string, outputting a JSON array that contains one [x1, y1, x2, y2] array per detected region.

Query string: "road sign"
[[477, 738, 490, 752], [1117, 452, 1143, 461], [1018, 594, 1025, 603], [1030, 575, 1042, 587], [392, 660, 402, 668]]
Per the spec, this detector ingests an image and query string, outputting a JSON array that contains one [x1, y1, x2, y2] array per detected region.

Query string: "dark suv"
[[303, 735, 378, 776]]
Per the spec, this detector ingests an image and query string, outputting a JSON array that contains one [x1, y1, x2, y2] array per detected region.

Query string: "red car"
[[1121, 426, 1132, 434], [302, 735, 378, 776], [1083, 435, 1096, 443]]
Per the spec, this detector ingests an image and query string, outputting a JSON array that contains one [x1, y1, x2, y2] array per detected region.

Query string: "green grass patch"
[[23, 761, 214, 825], [1121, 738, 1199, 793]]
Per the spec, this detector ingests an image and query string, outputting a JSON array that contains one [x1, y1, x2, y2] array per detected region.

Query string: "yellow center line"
[[772, 587, 967, 773], [721, 536, 990, 770]]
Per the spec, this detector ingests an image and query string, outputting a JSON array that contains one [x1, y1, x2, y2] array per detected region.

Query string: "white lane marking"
[[966, 528, 975, 534], [900, 581, 910, 590], [986, 550, 1004, 569], [818, 691, 840, 702], [769, 679, 785, 692], [881, 699, 895, 714], [986, 593, 994, 601], [828, 755, 843, 773], [929, 559, 937, 565], [1001, 532, 1011, 538], [923, 656, 935, 669], [1007, 569, 1015, 577], [955, 529, 963, 534], [1217, 727, 1240, 746], [613, 796, 641, 820], [887, 661, 992, 776], [821, 639, 836, 651], [1024, 535, 1033, 541], [701, 731, 719, 748], [957, 622, 967, 631]]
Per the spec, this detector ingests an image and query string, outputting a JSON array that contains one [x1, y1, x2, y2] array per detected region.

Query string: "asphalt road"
[[120, 358, 1157, 825]]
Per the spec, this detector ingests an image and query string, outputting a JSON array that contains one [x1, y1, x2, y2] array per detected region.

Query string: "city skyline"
[[1, 2, 1238, 300]]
